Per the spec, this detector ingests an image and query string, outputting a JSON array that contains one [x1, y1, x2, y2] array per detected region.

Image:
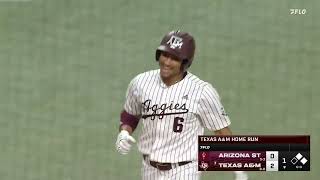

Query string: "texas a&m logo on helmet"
[[166, 35, 183, 49]]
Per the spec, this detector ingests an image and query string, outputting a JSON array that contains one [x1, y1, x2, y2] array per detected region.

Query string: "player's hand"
[[234, 171, 248, 180], [115, 130, 136, 155]]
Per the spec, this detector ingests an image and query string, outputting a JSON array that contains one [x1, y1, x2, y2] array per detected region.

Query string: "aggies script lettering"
[[141, 99, 189, 120]]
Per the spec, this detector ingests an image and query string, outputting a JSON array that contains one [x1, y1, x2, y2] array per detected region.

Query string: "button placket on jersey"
[[150, 84, 166, 156], [153, 84, 175, 159]]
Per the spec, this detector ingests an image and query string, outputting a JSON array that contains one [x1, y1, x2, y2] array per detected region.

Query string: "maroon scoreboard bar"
[[198, 135, 310, 171]]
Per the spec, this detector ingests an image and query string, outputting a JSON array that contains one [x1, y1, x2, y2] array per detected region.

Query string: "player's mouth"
[[162, 67, 171, 71], [161, 66, 173, 74]]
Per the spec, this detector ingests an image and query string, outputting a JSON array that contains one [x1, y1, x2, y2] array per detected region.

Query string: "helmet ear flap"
[[182, 59, 188, 65], [181, 59, 190, 71], [155, 50, 161, 61], [186, 60, 192, 68]]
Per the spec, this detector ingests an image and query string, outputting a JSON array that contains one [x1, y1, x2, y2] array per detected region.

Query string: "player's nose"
[[162, 56, 173, 65]]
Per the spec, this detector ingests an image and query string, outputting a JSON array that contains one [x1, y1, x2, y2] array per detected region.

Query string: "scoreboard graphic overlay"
[[198, 136, 310, 171]]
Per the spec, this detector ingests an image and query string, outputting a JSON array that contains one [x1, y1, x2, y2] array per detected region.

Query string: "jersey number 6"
[[173, 117, 184, 133]]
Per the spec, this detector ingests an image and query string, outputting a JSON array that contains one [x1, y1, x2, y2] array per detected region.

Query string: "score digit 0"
[[270, 153, 274, 159]]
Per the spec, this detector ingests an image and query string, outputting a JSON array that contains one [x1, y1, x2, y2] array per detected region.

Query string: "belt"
[[143, 154, 192, 171]]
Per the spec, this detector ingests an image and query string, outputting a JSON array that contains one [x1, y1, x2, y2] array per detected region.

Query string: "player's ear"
[[182, 59, 188, 64], [181, 59, 189, 71]]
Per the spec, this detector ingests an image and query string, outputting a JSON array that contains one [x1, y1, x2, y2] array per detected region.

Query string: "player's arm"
[[198, 84, 248, 180], [214, 126, 232, 135], [116, 76, 141, 155], [120, 124, 133, 134], [115, 110, 140, 155], [213, 127, 248, 179], [197, 84, 231, 131], [119, 110, 141, 135]]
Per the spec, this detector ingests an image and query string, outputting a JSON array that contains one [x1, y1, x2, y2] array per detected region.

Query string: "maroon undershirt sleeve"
[[120, 110, 139, 131]]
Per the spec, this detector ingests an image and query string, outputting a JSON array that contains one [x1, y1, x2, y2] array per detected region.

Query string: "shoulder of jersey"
[[188, 74, 221, 99], [134, 69, 159, 79], [131, 69, 159, 83], [186, 72, 210, 89], [132, 70, 212, 89]]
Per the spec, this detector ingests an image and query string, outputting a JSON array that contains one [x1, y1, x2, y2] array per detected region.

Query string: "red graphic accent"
[[202, 152, 207, 160], [199, 161, 209, 171]]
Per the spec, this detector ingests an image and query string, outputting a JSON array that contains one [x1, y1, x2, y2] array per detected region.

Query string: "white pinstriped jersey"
[[124, 69, 231, 163]]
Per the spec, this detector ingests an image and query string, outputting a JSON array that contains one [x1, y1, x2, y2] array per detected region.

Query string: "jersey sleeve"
[[123, 76, 142, 116], [197, 83, 231, 131]]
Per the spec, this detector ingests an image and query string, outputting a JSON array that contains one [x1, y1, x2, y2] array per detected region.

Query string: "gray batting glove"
[[234, 171, 248, 180], [115, 130, 136, 155]]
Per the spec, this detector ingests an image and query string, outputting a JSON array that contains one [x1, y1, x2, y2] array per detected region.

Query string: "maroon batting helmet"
[[155, 30, 196, 70]]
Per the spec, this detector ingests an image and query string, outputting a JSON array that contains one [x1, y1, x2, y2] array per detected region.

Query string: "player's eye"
[[161, 52, 170, 58], [162, 52, 180, 62]]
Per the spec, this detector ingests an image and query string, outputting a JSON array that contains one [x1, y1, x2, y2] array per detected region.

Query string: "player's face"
[[159, 51, 183, 83]]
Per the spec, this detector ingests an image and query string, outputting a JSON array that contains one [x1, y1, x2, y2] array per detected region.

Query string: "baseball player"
[[115, 31, 248, 180]]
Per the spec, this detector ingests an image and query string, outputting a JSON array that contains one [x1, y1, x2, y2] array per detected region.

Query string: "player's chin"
[[160, 72, 170, 79]]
